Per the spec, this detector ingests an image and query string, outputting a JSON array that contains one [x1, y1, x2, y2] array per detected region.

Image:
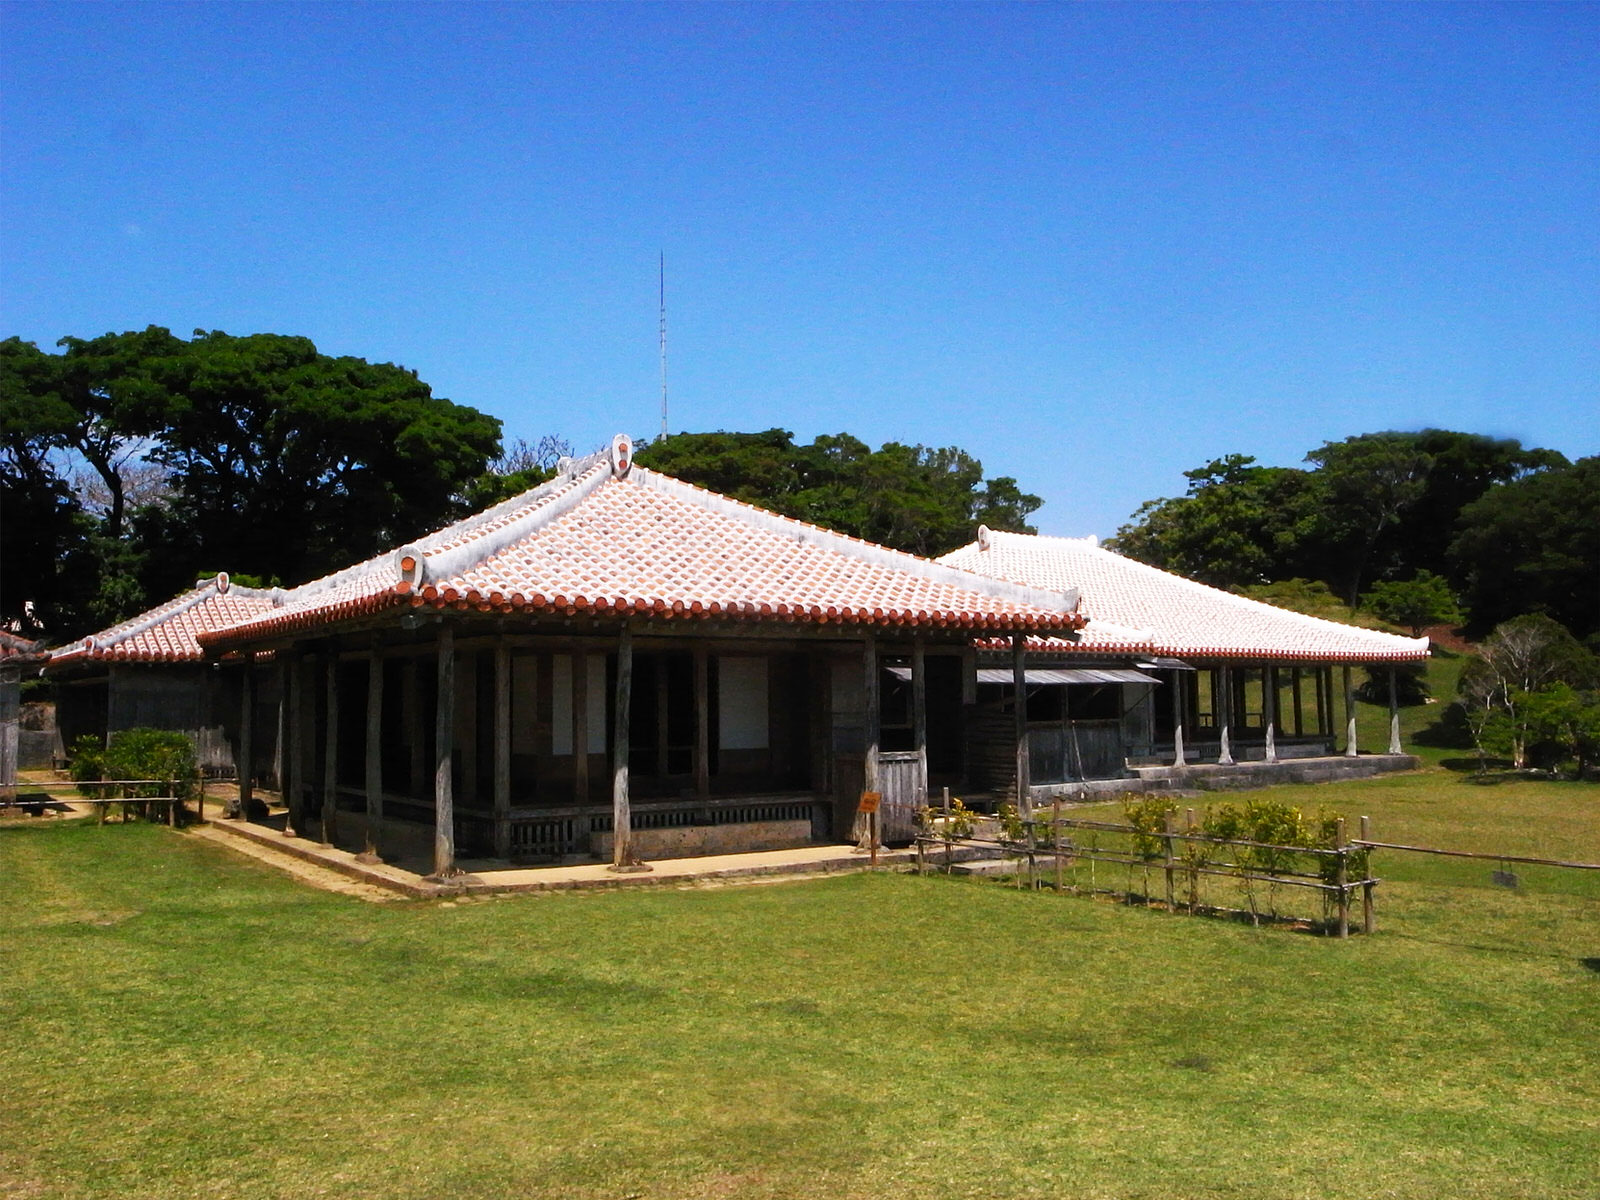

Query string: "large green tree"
[[1449, 456, 1600, 640], [1107, 455, 1324, 590], [636, 429, 1039, 557], [1, 328, 502, 640]]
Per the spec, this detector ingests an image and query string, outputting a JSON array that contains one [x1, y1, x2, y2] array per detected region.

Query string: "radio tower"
[[658, 251, 668, 440]]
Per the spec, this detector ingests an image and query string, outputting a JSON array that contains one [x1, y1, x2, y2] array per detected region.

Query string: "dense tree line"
[[1108, 430, 1597, 641], [1, 333, 1036, 643], [2, 328, 502, 640], [635, 429, 1040, 557]]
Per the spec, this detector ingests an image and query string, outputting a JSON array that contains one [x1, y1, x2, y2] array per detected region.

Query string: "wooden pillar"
[[693, 645, 710, 801], [363, 649, 383, 861], [1217, 667, 1234, 765], [1264, 665, 1278, 763], [1011, 633, 1030, 816], [859, 633, 880, 847], [1291, 666, 1304, 737], [284, 655, 302, 837], [572, 651, 590, 803], [321, 656, 339, 845], [611, 626, 634, 869], [1343, 664, 1358, 758], [1387, 667, 1402, 755], [1170, 668, 1186, 768], [457, 652, 477, 809], [911, 638, 927, 807], [433, 625, 456, 877], [271, 659, 285, 793], [493, 642, 511, 859], [236, 662, 254, 819]]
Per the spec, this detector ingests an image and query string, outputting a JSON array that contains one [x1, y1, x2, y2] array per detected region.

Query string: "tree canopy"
[[1108, 429, 1586, 636], [1, 327, 501, 639], [635, 429, 1039, 557]]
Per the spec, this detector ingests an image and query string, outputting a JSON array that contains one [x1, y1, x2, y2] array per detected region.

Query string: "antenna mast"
[[658, 251, 668, 440]]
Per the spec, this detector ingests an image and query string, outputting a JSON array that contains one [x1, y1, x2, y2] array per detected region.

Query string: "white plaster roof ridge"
[[397, 455, 611, 590], [630, 468, 1083, 615], [268, 452, 613, 608]]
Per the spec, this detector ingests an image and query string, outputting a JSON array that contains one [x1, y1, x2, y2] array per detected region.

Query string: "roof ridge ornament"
[[977, 524, 991, 552], [610, 433, 633, 478]]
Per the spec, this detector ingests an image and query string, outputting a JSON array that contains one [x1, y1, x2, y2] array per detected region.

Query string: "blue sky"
[[4, 2, 1595, 539]]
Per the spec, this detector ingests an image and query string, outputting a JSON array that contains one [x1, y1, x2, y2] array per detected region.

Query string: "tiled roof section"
[[427, 468, 1087, 630], [198, 457, 1090, 650], [48, 577, 278, 666], [942, 531, 1430, 663], [0, 630, 46, 663]]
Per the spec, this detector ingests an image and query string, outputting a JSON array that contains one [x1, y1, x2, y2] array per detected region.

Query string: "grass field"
[[4, 758, 1598, 1200]]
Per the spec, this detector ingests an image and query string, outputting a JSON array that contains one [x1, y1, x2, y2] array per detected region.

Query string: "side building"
[[939, 528, 1431, 798]]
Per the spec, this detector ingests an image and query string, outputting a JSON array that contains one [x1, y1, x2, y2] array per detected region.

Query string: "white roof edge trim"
[[398, 455, 611, 589], [53, 580, 220, 658], [631, 468, 1081, 615]]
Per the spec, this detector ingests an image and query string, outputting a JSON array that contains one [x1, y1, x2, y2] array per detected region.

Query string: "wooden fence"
[[916, 800, 1376, 937]]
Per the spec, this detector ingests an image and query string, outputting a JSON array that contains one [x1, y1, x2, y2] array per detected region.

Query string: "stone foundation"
[[592, 818, 814, 861]]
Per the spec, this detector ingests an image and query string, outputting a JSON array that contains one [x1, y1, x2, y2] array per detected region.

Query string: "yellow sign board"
[[858, 791, 881, 814]]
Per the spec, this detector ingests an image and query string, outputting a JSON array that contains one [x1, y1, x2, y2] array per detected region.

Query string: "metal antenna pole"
[[659, 251, 668, 440]]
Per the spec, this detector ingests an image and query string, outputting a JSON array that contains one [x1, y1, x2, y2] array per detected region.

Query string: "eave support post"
[[235, 661, 254, 819], [284, 654, 302, 837], [362, 648, 384, 862], [1012, 632, 1030, 817], [321, 656, 339, 845], [610, 625, 645, 871], [912, 637, 928, 811], [1387, 667, 1402, 755], [431, 625, 456, 878], [1170, 667, 1186, 768], [1217, 666, 1234, 766], [1343, 664, 1358, 758], [1263, 665, 1278, 763], [858, 632, 879, 849]]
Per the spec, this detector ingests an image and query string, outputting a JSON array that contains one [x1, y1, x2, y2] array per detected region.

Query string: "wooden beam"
[[363, 649, 383, 861], [611, 626, 634, 869], [321, 656, 339, 845], [1012, 632, 1030, 816], [236, 663, 253, 819], [493, 641, 511, 859], [433, 625, 456, 877]]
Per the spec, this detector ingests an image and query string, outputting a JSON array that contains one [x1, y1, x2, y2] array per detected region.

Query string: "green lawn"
[[4, 769, 1598, 1200]]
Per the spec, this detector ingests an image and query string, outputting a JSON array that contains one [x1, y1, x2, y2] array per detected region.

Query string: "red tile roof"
[[0, 630, 46, 664], [48, 577, 277, 666], [942, 530, 1430, 663], [57, 448, 1093, 665]]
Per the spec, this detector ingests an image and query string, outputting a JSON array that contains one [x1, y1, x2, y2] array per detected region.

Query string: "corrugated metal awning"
[[973, 667, 1161, 686]]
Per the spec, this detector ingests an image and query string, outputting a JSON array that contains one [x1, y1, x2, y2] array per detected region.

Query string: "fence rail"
[[1352, 840, 1600, 871]]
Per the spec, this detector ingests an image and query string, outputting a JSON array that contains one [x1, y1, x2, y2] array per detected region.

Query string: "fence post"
[[1054, 797, 1064, 893], [166, 777, 177, 828], [1360, 814, 1376, 934], [1335, 816, 1350, 939], [942, 786, 952, 872], [1185, 807, 1199, 913], [916, 833, 925, 877], [1162, 810, 1177, 912]]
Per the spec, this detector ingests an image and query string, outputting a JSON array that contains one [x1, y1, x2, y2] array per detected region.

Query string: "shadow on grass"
[[1581, 958, 1600, 975]]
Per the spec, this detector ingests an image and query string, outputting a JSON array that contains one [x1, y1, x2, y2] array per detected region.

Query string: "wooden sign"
[[857, 791, 881, 814]]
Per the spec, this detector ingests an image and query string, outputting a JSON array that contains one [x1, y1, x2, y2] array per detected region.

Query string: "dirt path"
[[184, 823, 404, 902]]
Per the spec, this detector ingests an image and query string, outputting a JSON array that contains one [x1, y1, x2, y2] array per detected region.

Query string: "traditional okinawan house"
[[178, 437, 1087, 876], [45, 578, 281, 777], [2, 631, 48, 800], [939, 528, 1431, 799]]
